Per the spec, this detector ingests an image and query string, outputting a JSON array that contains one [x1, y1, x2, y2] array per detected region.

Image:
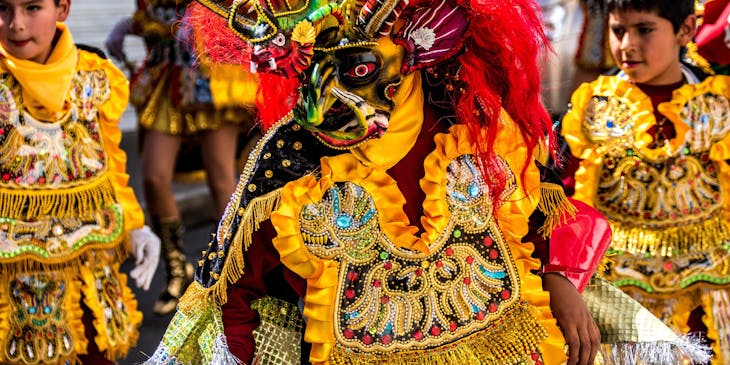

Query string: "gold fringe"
[[0, 176, 117, 221], [187, 189, 283, 305], [0, 238, 130, 280], [536, 182, 576, 238], [330, 303, 547, 365], [610, 215, 730, 257]]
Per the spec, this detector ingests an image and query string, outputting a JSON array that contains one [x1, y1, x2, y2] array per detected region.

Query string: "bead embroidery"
[[0, 71, 110, 188], [5, 274, 75, 364], [299, 155, 524, 351]]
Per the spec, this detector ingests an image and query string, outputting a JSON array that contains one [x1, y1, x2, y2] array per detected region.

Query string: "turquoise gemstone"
[[336, 215, 353, 228], [43, 306, 51, 314], [28, 307, 37, 314], [468, 183, 479, 197]]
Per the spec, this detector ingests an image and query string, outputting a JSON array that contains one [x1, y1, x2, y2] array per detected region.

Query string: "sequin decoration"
[[0, 204, 124, 261], [0, 70, 110, 188], [86, 264, 138, 353], [5, 274, 75, 364], [299, 155, 523, 352]]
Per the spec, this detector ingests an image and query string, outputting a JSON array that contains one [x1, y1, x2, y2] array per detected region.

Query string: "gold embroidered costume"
[[0, 24, 144, 364], [562, 72, 730, 363]]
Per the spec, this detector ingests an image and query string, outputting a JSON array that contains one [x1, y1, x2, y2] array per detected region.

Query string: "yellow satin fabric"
[[0, 23, 78, 120], [271, 116, 566, 364]]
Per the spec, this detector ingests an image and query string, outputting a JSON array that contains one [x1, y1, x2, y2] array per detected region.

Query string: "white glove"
[[105, 17, 133, 62], [129, 225, 161, 291]]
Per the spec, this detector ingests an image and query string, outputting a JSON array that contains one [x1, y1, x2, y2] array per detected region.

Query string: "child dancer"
[[562, 0, 730, 362], [0, 0, 159, 363]]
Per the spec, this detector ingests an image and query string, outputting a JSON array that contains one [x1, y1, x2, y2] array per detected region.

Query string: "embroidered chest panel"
[[299, 155, 523, 352], [583, 91, 730, 256], [0, 70, 110, 189]]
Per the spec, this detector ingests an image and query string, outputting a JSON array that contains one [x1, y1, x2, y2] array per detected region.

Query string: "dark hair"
[[605, 0, 694, 33]]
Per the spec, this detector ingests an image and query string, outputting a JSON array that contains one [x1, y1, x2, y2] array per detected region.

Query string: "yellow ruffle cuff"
[[81, 51, 144, 233], [271, 117, 565, 364]]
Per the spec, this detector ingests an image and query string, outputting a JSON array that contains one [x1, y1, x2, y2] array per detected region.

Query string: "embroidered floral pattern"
[[4, 274, 75, 364]]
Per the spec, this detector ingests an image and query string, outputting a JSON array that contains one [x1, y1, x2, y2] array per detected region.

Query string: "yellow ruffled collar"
[[0, 23, 78, 119]]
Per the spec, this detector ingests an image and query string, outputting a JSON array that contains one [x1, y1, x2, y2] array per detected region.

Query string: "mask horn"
[[357, 0, 410, 38]]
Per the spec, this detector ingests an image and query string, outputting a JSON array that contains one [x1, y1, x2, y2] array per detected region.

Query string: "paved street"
[[120, 223, 215, 364]]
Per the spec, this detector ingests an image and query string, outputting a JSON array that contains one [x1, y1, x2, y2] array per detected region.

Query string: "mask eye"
[[272, 33, 286, 47], [344, 63, 377, 79]]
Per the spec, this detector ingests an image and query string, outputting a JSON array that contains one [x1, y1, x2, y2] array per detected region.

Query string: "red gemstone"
[[0, 128, 4, 135], [488, 303, 498, 313], [347, 270, 359, 282], [531, 353, 540, 361], [501, 290, 511, 299], [346, 288, 356, 299], [466, 256, 474, 264], [476, 311, 485, 320], [362, 334, 373, 345], [384, 261, 392, 270], [430, 326, 441, 336], [415, 268, 423, 276], [435, 260, 443, 268], [483, 237, 493, 246], [381, 295, 389, 304], [449, 321, 458, 331], [489, 249, 499, 259], [2, 173, 9, 180], [663, 262, 674, 271], [381, 334, 392, 344], [373, 280, 381, 287], [38, 177, 45, 184], [536, 361, 543, 365], [464, 277, 471, 285], [414, 330, 424, 340], [445, 248, 454, 256]]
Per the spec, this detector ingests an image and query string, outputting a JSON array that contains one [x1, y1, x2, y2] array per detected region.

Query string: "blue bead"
[[701, 114, 709, 124], [468, 183, 479, 198], [606, 120, 615, 128], [336, 215, 353, 228]]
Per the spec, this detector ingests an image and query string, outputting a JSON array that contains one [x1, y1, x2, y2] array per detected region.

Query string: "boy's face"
[[0, 0, 70, 63], [608, 9, 695, 85]]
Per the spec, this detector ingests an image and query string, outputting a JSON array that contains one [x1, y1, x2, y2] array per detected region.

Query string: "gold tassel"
[[0, 176, 118, 221], [178, 189, 282, 306], [536, 182, 576, 238], [329, 302, 547, 365]]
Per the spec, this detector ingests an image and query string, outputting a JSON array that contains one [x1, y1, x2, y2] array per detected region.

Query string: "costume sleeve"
[[82, 51, 145, 232], [221, 220, 285, 363]]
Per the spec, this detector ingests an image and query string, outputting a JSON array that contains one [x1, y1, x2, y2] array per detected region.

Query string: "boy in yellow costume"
[[0, 0, 160, 363], [562, 0, 730, 362]]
